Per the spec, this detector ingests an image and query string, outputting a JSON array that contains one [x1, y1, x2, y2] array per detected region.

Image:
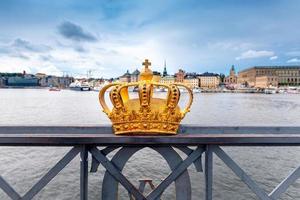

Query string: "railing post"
[[80, 145, 89, 200], [205, 145, 213, 200]]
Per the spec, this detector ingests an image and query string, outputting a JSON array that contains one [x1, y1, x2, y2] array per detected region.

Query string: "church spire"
[[163, 60, 168, 77]]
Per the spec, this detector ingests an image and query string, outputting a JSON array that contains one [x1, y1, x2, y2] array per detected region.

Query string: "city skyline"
[[0, 0, 300, 78]]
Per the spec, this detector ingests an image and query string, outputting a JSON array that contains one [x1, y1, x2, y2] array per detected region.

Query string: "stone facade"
[[255, 75, 278, 88], [152, 71, 161, 82], [159, 75, 175, 84], [183, 76, 199, 88], [119, 70, 131, 83], [224, 65, 237, 85], [39, 76, 73, 88], [238, 66, 300, 87], [198, 73, 220, 88], [175, 69, 185, 83]]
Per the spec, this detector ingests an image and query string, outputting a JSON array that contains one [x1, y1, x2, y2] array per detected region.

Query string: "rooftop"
[[240, 66, 300, 73]]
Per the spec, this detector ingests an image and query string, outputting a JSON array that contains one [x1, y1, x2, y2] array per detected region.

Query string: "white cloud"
[[270, 56, 278, 60], [287, 58, 300, 63], [236, 50, 274, 60]]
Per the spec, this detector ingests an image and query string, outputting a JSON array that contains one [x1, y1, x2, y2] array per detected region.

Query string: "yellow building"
[[238, 66, 300, 87], [183, 76, 199, 89], [152, 71, 161, 82], [159, 75, 175, 84], [119, 70, 131, 83], [255, 75, 278, 88], [198, 73, 220, 88]]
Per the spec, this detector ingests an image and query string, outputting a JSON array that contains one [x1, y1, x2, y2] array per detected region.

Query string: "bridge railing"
[[0, 125, 299, 200]]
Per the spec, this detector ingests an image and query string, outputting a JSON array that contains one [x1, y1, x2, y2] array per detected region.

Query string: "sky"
[[0, 0, 300, 78]]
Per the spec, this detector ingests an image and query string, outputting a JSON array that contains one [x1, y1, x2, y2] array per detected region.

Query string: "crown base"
[[112, 121, 179, 135]]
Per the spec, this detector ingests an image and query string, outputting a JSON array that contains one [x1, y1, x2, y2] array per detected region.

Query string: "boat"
[[69, 81, 91, 91], [49, 87, 61, 91], [264, 88, 276, 94], [287, 87, 299, 94], [179, 88, 188, 93], [192, 88, 201, 93], [93, 85, 103, 92], [155, 87, 166, 92]]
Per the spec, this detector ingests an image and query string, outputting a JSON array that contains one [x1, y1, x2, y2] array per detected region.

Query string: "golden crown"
[[99, 59, 193, 134]]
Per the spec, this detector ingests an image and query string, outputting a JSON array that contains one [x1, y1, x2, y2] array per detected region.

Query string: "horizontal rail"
[[0, 125, 299, 199], [0, 125, 300, 146]]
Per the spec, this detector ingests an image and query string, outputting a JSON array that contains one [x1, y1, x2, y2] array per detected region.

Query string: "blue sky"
[[0, 0, 300, 78]]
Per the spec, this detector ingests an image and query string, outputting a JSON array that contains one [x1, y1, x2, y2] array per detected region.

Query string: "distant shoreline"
[[0, 87, 299, 94]]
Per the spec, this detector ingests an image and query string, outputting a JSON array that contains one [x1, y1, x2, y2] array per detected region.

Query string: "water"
[[0, 89, 299, 200]]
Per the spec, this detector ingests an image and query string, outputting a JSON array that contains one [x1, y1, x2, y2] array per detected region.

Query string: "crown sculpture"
[[99, 59, 193, 134]]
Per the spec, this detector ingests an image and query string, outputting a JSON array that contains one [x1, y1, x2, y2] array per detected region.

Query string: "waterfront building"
[[39, 76, 73, 88], [57, 76, 73, 88], [119, 70, 131, 83], [183, 75, 199, 88], [224, 65, 238, 85], [131, 69, 140, 82], [35, 73, 47, 79], [7, 75, 39, 87], [0, 77, 5, 87], [198, 72, 220, 88], [152, 71, 161, 82], [237, 66, 300, 87], [159, 75, 175, 84], [255, 75, 278, 88], [175, 69, 185, 83]]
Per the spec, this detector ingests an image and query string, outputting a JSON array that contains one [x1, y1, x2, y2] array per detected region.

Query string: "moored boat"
[[49, 87, 61, 91], [192, 88, 201, 93], [69, 81, 91, 91]]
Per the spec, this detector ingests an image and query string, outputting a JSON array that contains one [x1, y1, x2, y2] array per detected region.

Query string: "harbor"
[[1, 0, 300, 199], [0, 89, 300, 199]]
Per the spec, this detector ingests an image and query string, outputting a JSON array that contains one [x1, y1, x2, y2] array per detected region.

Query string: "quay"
[[0, 125, 300, 200]]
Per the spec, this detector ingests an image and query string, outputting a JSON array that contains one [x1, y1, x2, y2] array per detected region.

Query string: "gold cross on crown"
[[142, 59, 151, 69]]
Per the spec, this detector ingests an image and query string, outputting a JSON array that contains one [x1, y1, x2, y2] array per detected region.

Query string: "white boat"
[[264, 88, 276, 94], [278, 89, 286, 94], [287, 87, 299, 94], [155, 87, 166, 92], [179, 88, 188, 93], [49, 87, 61, 92], [192, 88, 201, 93], [69, 81, 91, 91]]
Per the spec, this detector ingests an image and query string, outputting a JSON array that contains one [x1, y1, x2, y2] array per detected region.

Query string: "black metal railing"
[[0, 125, 299, 200]]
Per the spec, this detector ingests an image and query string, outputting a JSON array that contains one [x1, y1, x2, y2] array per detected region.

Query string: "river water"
[[0, 89, 299, 200]]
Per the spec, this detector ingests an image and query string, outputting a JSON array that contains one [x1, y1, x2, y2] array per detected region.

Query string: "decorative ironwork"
[[0, 126, 300, 199]]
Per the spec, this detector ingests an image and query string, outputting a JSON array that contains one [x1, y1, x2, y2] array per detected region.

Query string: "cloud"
[[10, 52, 30, 60], [270, 56, 278, 60], [0, 38, 52, 60], [236, 50, 274, 60], [74, 46, 88, 53], [57, 21, 97, 42], [12, 38, 52, 52], [287, 58, 300, 63], [39, 55, 54, 61]]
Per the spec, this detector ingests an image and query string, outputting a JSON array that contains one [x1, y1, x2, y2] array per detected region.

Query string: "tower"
[[163, 60, 168, 77], [230, 65, 235, 76]]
